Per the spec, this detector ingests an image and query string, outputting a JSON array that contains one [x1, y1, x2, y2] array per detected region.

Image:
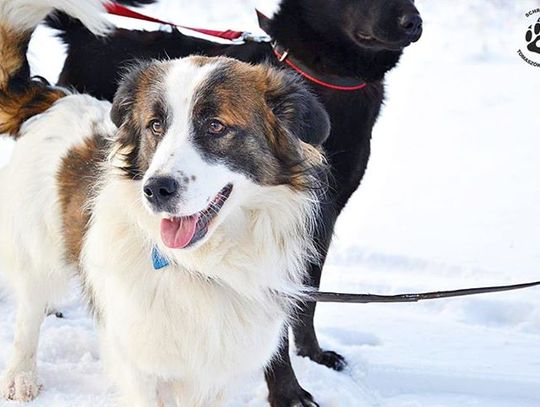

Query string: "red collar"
[[271, 43, 367, 92], [257, 12, 367, 92]]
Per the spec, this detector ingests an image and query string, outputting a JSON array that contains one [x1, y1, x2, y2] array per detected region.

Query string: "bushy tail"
[[0, 0, 111, 138]]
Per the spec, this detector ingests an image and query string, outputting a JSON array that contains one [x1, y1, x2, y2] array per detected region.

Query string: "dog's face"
[[305, 0, 422, 51], [110, 57, 329, 250]]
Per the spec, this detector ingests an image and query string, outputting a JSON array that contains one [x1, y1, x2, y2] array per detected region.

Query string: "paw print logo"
[[526, 18, 540, 54]]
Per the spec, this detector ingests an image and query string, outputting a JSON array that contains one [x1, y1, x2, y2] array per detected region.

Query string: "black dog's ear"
[[256, 9, 272, 34], [265, 70, 331, 146], [110, 62, 151, 127]]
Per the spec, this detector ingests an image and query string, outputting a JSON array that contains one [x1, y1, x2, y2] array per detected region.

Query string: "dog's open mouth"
[[160, 184, 233, 249]]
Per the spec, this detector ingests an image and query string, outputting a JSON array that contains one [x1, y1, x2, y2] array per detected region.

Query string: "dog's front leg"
[[118, 375, 160, 407], [101, 339, 160, 407], [265, 334, 318, 407], [1, 288, 47, 401], [113, 364, 159, 407], [170, 381, 225, 407], [292, 207, 347, 371]]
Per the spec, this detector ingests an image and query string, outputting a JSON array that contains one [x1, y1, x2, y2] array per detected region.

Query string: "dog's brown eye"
[[150, 119, 163, 135], [207, 119, 226, 135]]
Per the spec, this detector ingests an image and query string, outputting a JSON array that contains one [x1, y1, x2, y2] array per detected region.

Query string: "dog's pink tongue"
[[160, 215, 199, 249]]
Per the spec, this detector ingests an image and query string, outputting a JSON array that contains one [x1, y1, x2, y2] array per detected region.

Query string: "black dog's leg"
[[292, 208, 347, 371], [266, 334, 319, 407], [293, 264, 347, 370]]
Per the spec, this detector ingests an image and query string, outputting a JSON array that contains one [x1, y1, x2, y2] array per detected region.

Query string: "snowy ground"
[[1, 0, 540, 406]]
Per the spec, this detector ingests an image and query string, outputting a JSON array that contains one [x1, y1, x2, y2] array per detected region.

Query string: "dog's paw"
[[526, 18, 540, 54], [269, 387, 319, 407], [298, 348, 347, 371], [1, 371, 41, 401]]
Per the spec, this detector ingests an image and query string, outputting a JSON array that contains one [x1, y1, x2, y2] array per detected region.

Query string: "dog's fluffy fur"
[[0, 1, 329, 405], [48, 2, 422, 404]]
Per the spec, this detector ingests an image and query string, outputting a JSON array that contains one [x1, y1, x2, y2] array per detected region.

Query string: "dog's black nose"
[[399, 13, 422, 40], [144, 176, 178, 207]]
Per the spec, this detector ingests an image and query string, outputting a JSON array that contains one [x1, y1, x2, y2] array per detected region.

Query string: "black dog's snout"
[[399, 13, 422, 40], [144, 176, 178, 207]]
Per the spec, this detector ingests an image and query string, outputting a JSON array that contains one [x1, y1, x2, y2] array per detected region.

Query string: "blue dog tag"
[[152, 246, 170, 270]]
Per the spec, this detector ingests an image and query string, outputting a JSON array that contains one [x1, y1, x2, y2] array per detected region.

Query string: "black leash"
[[310, 280, 540, 303]]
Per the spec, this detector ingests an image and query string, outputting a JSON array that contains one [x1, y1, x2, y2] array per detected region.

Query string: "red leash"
[[105, 2, 367, 92], [105, 2, 245, 41]]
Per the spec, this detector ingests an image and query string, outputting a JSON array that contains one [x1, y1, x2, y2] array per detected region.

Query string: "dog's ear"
[[110, 62, 151, 127], [265, 69, 331, 146], [109, 62, 156, 179]]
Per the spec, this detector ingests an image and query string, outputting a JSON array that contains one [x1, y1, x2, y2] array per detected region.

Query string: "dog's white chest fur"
[[87, 221, 285, 380], [82, 179, 308, 400], [95, 252, 285, 381]]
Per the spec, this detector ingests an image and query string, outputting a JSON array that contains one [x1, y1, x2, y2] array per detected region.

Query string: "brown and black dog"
[[1, 0, 331, 404], [48, 0, 423, 405]]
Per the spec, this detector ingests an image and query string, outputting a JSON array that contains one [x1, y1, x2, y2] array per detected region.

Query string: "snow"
[[1, 0, 540, 406]]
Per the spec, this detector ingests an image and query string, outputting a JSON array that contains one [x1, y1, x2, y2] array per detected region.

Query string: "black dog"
[[48, 0, 422, 405]]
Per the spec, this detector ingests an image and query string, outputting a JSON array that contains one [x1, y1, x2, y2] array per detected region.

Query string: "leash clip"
[[232, 31, 272, 44], [158, 24, 174, 33]]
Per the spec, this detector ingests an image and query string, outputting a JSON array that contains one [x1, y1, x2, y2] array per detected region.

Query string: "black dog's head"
[[269, 0, 422, 81], [308, 0, 422, 51]]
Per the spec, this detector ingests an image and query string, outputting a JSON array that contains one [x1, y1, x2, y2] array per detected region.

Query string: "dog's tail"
[[0, 0, 111, 138]]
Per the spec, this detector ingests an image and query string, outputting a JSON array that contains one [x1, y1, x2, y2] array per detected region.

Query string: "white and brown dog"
[[0, 0, 329, 405]]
